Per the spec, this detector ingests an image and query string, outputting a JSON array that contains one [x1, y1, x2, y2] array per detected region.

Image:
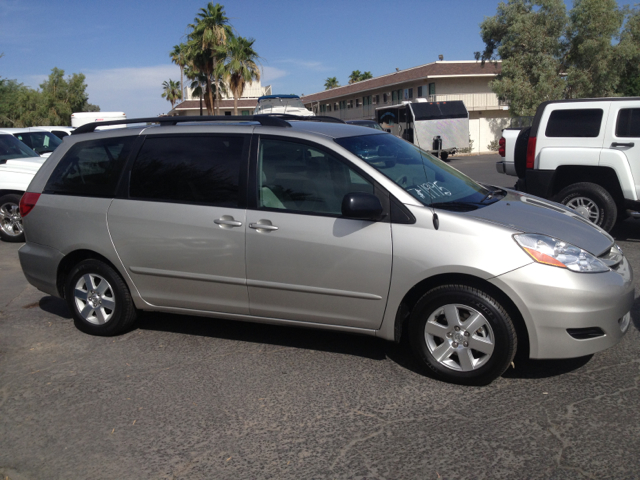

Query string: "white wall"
[[468, 111, 511, 154]]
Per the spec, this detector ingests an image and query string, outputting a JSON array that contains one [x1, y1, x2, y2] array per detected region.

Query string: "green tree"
[[477, 0, 640, 116], [565, 0, 624, 98], [226, 36, 261, 115], [187, 3, 232, 115], [348, 70, 362, 84], [324, 77, 339, 90], [360, 71, 373, 81], [616, 6, 640, 96], [170, 43, 188, 100], [161, 79, 182, 109], [475, 0, 568, 116]]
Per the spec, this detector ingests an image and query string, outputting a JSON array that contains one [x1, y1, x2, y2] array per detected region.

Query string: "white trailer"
[[71, 112, 127, 129], [376, 100, 469, 161]]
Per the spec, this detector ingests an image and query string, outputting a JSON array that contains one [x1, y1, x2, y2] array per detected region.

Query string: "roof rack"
[[72, 115, 292, 135]]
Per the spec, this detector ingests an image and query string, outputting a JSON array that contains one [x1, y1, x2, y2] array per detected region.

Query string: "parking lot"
[[1, 153, 639, 480]]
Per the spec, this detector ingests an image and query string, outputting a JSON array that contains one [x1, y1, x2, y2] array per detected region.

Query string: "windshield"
[[0, 134, 40, 162], [335, 133, 501, 210], [14, 131, 62, 155]]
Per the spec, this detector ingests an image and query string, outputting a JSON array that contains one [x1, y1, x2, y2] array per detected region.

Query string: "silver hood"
[[463, 190, 614, 256]]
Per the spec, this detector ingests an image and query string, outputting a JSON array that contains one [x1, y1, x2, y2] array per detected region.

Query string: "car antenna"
[[407, 106, 439, 230]]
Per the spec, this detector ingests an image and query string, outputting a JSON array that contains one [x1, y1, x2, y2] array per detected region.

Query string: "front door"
[[245, 137, 392, 329], [602, 102, 640, 200], [108, 133, 250, 314]]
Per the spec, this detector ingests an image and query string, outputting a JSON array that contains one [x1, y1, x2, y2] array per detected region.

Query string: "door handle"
[[611, 142, 635, 148], [249, 222, 279, 231], [214, 217, 243, 228]]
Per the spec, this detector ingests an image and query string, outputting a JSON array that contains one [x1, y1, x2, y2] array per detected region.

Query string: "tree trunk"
[[234, 96, 238, 115], [205, 70, 214, 115]]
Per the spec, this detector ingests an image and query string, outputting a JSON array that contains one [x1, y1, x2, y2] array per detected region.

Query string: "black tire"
[[440, 151, 449, 162], [65, 259, 137, 336], [514, 127, 531, 179], [0, 193, 25, 243], [409, 285, 517, 386], [554, 182, 617, 232]]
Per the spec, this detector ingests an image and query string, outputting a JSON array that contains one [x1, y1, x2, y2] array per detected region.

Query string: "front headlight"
[[514, 234, 609, 273]]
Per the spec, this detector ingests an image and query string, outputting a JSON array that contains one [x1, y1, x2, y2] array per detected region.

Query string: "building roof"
[[301, 61, 501, 103]]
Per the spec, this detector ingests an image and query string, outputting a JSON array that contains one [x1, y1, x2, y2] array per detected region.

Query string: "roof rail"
[[72, 115, 292, 135], [259, 114, 346, 124]]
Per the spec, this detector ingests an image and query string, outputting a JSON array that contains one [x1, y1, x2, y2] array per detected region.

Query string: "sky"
[[0, 0, 622, 119]]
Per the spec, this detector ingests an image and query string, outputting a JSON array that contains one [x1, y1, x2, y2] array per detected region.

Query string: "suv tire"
[[514, 127, 531, 179], [0, 193, 25, 243], [409, 285, 517, 386], [65, 259, 138, 336], [554, 182, 617, 231]]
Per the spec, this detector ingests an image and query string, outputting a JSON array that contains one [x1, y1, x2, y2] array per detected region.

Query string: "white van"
[[71, 112, 127, 129]]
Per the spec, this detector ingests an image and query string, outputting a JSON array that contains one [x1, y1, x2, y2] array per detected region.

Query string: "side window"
[[545, 109, 603, 137], [129, 135, 244, 207], [616, 109, 640, 137], [44, 136, 135, 197], [258, 138, 373, 215]]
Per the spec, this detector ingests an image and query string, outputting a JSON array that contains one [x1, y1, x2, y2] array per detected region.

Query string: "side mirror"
[[341, 192, 383, 220]]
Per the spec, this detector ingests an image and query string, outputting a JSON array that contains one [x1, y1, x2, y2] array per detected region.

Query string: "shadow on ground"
[[35, 296, 605, 383]]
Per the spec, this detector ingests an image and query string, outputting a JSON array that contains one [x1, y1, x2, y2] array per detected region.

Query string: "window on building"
[[429, 83, 436, 95], [356, 98, 361, 107], [335, 103, 339, 111], [404, 88, 413, 100], [383, 93, 388, 103], [373, 95, 379, 105], [417, 86, 423, 97], [241, 110, 250, 116], [347, 100, 353, 109], [327, 104, 331, 112], [392, 91, 397, 103]]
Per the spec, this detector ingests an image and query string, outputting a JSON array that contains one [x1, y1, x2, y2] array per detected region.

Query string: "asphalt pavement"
[[1, 154, 639, 479]]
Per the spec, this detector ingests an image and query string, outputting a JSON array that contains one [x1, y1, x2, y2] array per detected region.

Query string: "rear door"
[[245, 136, 392, 329], [108, 133, 250, 314]]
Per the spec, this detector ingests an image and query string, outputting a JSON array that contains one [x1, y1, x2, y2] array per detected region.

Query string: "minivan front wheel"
[[409, 285, 517, 385], [0, 193, 25, 243], [65, 259, 137, 336]]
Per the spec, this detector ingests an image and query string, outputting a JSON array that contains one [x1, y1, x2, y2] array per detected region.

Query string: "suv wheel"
[[65, 259, 137, 336], [555, 182, 617, 231], [0, 194, 25, 243], [409, 285, 517, 386]]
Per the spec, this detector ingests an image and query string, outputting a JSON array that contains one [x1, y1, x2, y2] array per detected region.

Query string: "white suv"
[[498, 98, 640, 231]]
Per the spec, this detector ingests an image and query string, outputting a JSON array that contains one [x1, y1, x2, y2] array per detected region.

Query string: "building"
[[301, 61, 509, 153], [169, 80, 272, 116]]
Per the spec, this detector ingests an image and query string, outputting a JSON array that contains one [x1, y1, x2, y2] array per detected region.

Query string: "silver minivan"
[[18, 116, 634, 385]]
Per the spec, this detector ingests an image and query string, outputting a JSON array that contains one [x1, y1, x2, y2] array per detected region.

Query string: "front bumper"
[[489, 257, 634, 359]]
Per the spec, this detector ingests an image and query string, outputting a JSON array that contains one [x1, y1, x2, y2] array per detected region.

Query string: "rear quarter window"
[[44, 137, 135, 197], [545, 109, 603, 137]]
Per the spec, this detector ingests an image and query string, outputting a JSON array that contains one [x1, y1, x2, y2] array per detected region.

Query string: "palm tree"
[[226, 36, 261, 115], [360, 71, 373, 81], [188, 3, 232, 115], [348, 70, 362, 84], [324, 77, 339, 90], [161, 79, 182, 110], [170, 44, 187, 100]]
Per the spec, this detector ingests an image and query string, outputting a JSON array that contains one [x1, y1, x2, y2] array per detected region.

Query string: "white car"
[[0, 133, 45, 242], [0, 127, 63, 158], [34, 126, 75, 139]]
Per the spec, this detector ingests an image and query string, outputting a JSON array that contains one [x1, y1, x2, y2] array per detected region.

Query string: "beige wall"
[[468, 110, 511, 154]]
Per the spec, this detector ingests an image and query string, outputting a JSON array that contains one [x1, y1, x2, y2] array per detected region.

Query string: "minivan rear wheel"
[[65, 259, 137, 336], [409, 285, 517, 386], [0, 193, 25, 243]]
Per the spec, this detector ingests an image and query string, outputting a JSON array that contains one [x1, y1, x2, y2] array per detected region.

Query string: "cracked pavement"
[[1, 155, 639, 479]]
